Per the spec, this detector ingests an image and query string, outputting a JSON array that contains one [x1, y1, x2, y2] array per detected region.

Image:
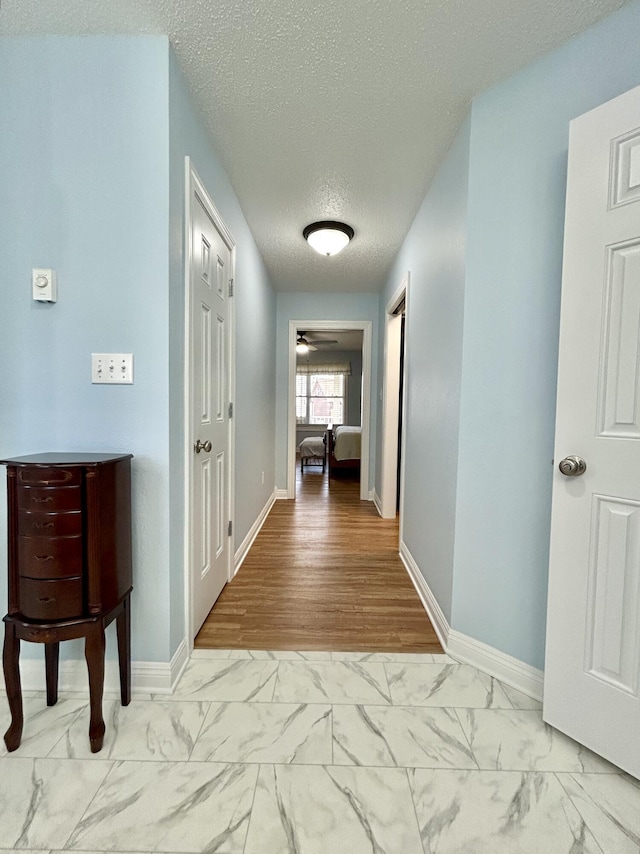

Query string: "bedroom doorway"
[[287, 320, 372, 501], [378, 275, 409, 521]]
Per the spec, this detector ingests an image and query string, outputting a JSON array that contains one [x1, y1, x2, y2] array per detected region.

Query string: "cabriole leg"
[[2, 620, 23, 752], [85, 622, 106, 753]]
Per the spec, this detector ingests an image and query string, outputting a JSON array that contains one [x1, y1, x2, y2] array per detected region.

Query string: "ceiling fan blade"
[[309, 339, 338, 345]]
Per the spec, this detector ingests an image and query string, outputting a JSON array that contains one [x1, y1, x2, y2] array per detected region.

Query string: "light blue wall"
[[452, 0, 640, 669], [381, 0, 640, 669], [275, 293, 379, 491], [168, 52, 276, 655], [377, 115, 471, 623], [0, 36, 171, 661], [0, 36, 276, 666]]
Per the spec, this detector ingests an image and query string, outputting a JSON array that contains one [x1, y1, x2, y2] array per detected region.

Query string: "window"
[[296, 372, 346, 425]]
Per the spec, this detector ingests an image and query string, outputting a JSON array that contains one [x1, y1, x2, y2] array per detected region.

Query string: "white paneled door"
[[545, 86, 640, 779], [188, 168, 234, 636]]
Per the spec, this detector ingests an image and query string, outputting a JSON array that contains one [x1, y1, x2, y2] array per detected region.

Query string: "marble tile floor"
[[0, 650, 638, 854]]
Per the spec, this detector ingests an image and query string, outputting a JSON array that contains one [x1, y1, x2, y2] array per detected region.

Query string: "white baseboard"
[[275, 488, 289, 499], [234, 490, 276, 576], [17, 652, 181, 696], [169, 638, 189, 693], [398, 541, 543, 702], [373, 491, 383, 516], [16, 637, 190, 696], [399, 541, 450, 649], [367, 489, 375, 502], [447, 630, 544, 702]]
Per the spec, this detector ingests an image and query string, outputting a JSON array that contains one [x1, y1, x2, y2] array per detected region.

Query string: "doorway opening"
[[286, 320, 372, 501], [295, 329, 364, 495]]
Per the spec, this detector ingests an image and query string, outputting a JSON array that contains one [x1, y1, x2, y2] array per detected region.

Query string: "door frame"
[[183, 157, 236, 649], [379, 275, 409, 527], [287, 319, 372, 501]]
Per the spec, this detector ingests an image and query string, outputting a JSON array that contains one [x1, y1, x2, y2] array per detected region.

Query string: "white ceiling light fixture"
[[303, 221, 354, 257]]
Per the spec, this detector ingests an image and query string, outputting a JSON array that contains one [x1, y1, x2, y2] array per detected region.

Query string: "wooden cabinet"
[[1, 453, 133, 753]]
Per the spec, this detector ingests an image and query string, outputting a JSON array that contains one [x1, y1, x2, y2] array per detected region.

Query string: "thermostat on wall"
[[32, 268, 57, 302]]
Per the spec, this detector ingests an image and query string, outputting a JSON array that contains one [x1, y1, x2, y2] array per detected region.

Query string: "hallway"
[[195, 464, 441, 652]]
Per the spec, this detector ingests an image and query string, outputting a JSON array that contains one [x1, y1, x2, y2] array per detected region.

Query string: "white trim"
[[16, 639, 190, 696], [448, 630, 544, 702], [399, 541, 450, 649], [399, 540, 544, 701], [380, 274, 410, 531], [275, 488, 290, 500], [17, 658, 156, 696], [183, 157, 236, 653], [398, 279, 409, 545], [169, 638, 190, 693], [373, 491, 383, 516], [287, 325, 296, 498], [287, 320, 373, 501], [234, 490, 276, 575]]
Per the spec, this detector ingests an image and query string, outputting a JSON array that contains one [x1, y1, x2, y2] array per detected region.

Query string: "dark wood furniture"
[[1, 453, 133, 753], [326, 428, 361, 477]]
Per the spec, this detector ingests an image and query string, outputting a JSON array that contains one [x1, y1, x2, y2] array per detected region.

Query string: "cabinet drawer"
[[17, 466, 81, 487], [18, 535, 83, 579], [18, 510, 82, 538], [18, 577, 84, 620], [17, 486, 82, 512]]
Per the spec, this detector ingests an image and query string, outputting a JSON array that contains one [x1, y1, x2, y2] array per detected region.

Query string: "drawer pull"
[[35, 555, 54, 562], [33, 496, 53, 504], [34, 522, 55, 530], [37, 596, 55, 604]]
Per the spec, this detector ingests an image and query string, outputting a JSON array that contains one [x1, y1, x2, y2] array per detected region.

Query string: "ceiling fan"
[[296, 332, 316, 352], [296, 331, 339, 352]]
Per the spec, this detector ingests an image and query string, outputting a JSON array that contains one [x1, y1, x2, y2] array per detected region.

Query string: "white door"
[[545, 85, 640, 778], [188, 168, 234, 636]]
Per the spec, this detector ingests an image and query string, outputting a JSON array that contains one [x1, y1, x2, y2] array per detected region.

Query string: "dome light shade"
[[296, 333, 311, 355], [303, 221, 354, 256]]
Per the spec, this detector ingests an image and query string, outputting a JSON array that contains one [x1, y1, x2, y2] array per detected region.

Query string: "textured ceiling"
[[1, 0, 630, 292]]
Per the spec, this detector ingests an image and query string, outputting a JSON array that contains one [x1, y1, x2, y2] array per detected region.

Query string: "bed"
[[326, 426, 361, 477], [299, 435, 326, 472]]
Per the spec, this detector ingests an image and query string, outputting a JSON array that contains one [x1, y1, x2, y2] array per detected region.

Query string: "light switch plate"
[[92, 353, 134, 384]]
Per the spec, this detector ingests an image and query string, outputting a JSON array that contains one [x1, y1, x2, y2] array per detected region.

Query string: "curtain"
[[296, 362, 351, 375]]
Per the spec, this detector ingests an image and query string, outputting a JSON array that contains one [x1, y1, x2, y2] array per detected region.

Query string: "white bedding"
[[299, 436, 325, 459], [333, 426, 361, 461]]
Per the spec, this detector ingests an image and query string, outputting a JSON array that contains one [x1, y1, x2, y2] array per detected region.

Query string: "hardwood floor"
[[194, 463, 442, 652]]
